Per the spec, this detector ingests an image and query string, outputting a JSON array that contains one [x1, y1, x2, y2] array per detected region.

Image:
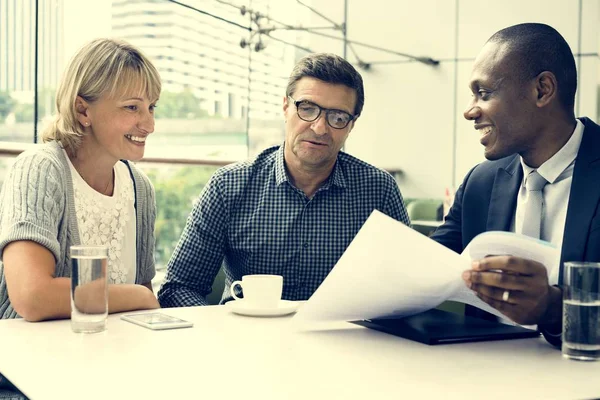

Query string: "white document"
[[293, 210, 560, 324]]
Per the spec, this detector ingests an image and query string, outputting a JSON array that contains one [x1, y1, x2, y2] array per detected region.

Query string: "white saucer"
[[226, 300, 300, 317]]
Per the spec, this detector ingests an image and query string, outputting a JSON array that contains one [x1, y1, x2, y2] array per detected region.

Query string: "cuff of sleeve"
[[537, 284, 562, 348], [157, 286, 208, 308], [539, 322, 562, 348], [0, 221, 61, 262]]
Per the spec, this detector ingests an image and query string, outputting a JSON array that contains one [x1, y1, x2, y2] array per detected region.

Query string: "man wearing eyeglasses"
[[158, 53, 410, 308]]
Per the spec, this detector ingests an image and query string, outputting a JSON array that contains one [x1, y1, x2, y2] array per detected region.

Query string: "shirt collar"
[[520, 118, 584, 184], [319, 159, 347, 190], [274, 145, 288, 186], [274, 143, 347, 190]]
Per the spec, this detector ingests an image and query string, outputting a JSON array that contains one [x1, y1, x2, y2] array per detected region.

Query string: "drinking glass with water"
[[70, 245, 109, 333], [562, 261, 600, 361]]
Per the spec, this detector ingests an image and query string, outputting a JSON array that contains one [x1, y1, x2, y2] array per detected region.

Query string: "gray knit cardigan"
[[0, 141, 156, 319]]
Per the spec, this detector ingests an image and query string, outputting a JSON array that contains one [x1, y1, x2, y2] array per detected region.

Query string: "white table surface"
[[1, 304, 599, 400]]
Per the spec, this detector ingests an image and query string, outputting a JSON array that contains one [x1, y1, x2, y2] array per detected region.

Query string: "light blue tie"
[[521, 170, 548, 239]]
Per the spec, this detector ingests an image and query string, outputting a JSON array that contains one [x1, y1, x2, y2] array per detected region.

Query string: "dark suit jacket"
[[431, 117, 600, 346]]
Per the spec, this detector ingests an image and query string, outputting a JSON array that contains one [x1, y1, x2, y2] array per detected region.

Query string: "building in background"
[[0, 0, 307, 155], [0, 0, 64, 93], [0, 0, 64, 137], [111, 0, 298, 159]]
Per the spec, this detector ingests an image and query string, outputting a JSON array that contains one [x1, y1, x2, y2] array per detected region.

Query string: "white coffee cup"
[[230, 274, 283, 308]]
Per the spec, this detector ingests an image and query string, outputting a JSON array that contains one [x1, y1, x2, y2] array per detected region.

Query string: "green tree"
[[14, 103, 34, 122], [144, 165, 219, 266], [156, 88, 210, 119], [0, 91, 15, 121], [13, 88, 56, 122]]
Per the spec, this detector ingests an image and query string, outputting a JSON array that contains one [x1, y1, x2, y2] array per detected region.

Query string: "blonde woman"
[[0, 38, 161, 321]]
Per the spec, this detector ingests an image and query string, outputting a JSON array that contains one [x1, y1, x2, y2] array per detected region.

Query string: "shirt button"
[[303, 242, 309, 248]]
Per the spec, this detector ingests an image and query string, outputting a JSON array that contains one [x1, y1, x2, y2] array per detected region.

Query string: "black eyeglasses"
[[289, 96, 356, 129]]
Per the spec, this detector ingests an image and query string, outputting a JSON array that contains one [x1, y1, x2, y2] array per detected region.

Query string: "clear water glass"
[[562, 262, 600, 361], [70, 245, 109, 333]]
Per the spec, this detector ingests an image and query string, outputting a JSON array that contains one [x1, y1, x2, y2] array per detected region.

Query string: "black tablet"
[[352, 308, 540, 345]]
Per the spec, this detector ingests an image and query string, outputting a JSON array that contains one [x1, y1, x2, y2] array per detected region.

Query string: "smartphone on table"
[[120, 312, 193, 330]]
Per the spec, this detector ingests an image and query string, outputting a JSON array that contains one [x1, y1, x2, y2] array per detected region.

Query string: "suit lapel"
[[487, 156, 522, 231], [561, 118, 600, 272]]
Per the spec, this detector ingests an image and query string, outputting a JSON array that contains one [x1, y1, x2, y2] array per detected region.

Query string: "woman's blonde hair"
[[42, 38, 162, 150]]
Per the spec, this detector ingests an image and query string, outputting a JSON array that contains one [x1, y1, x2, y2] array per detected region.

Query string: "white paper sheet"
[[293, 210, 560, 324]]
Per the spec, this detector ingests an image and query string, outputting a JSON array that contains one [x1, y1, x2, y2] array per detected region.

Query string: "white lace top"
[[65, 151, 137, 284]]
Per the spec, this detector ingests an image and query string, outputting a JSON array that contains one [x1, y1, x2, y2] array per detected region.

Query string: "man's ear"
[[534, 71, 558, 108], [283, 95, 290, 114], [75, 96, 90, 124], [347, 116, 358, 133]]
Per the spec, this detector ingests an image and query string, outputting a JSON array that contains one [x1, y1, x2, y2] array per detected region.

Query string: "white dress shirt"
[[512, 119, 584, 258]]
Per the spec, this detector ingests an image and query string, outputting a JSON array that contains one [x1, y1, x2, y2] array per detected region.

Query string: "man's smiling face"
[[464, 41, 540, 162]]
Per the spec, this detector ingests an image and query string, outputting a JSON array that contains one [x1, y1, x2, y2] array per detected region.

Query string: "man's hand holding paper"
[[463, 256, 562, 326]]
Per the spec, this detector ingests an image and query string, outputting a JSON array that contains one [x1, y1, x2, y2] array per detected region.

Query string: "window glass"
[[0, 0, 313, 275], [137, 163, 219, 268], [0, 0, 38, 143]]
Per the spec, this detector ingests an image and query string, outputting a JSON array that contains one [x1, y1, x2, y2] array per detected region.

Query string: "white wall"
[[305, 0, 600, 199], [62, 0, 113, 58]]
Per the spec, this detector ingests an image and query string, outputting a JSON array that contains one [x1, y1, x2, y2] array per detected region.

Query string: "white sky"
[[62, 0, 112, 63]]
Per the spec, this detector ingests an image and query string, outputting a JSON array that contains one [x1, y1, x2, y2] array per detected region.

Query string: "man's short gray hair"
[[286, 53, 364, 116]]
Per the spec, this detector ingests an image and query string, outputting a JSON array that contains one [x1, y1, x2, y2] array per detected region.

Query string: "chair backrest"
[[406, 199, 442, 221], [205, 266, 226, 305]]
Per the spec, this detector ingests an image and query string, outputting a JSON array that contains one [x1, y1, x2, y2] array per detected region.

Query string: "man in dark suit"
[[431, 23, 600, 347]]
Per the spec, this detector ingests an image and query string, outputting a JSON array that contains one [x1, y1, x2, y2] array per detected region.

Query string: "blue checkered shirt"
[[157, 145, 410, 307]]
